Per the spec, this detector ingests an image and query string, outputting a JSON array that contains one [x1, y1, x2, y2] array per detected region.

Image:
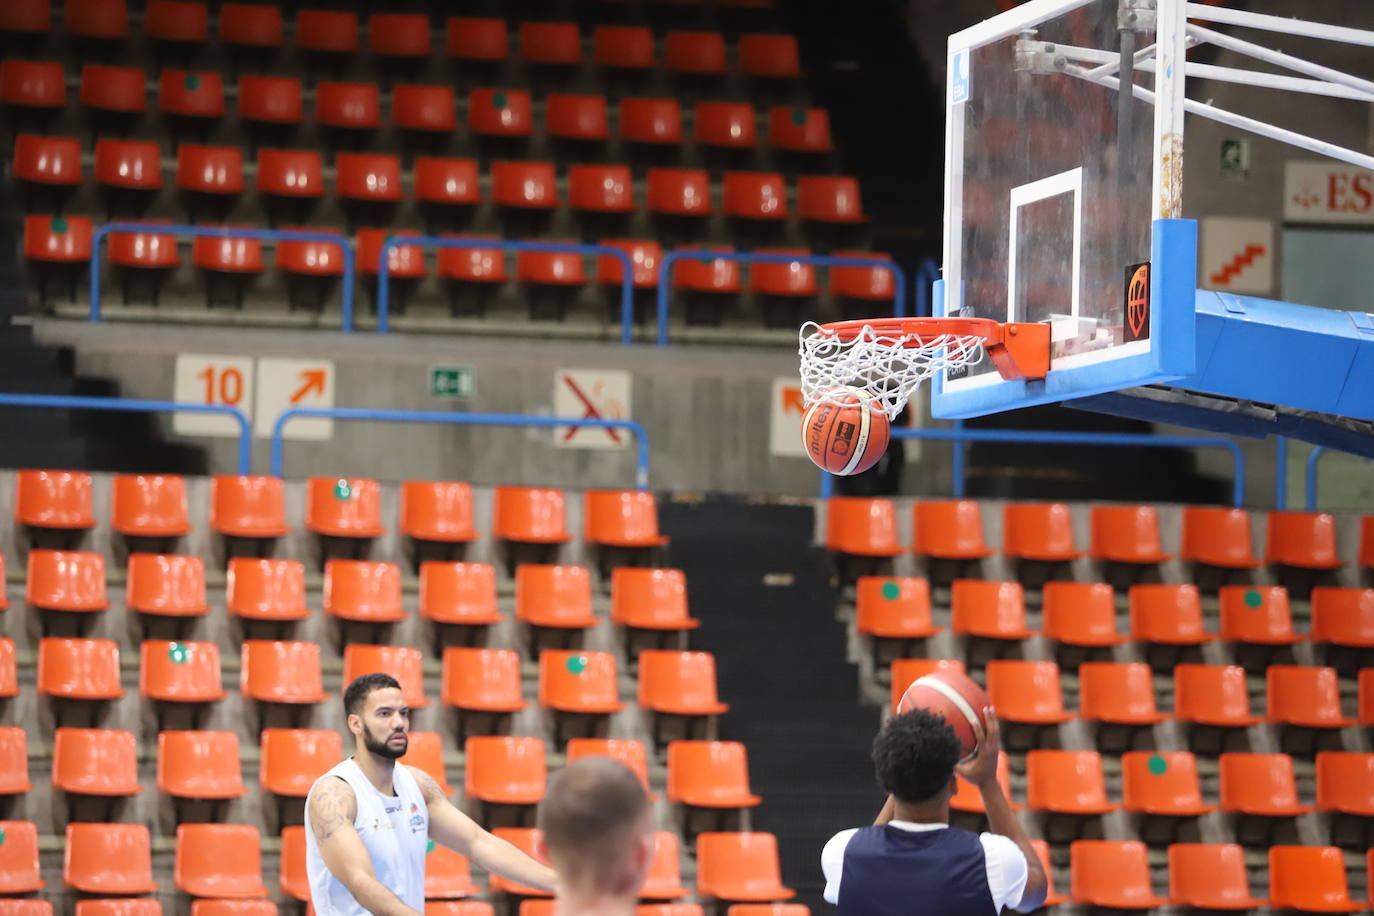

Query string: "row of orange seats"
[[3, 4, 802, 77], [8, 472, 667, 547], [857, 577, 1374, 647], [828, 498, 1374, 570], [889, 658, 1373, 730], [0, 903, 807, 916], [9, 640, 730, 720]]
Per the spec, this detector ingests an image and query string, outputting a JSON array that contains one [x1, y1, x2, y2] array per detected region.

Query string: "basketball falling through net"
[[797, 317, 1051, 475]]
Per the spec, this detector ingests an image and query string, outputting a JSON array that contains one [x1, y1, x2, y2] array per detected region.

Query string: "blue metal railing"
[[819, 426, 1248, 506], [376, 237, 636, 341], [270, 407, 651, 488], [654, 251, 909, 346], [91, 223, 357, 331], [0, 393, 252, 473], [913, 258, 941, 317]]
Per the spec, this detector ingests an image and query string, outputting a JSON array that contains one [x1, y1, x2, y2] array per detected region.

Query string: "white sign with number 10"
[[173, 354, 256, 437]]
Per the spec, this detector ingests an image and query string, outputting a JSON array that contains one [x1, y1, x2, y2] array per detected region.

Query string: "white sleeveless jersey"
[[304, 758, 430, 915]]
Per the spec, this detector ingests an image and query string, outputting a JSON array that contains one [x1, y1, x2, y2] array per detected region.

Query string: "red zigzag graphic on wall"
[[1209, 244, 1267, 286]]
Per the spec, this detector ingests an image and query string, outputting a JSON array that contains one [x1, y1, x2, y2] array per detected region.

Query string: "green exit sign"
[[429, 366, 474, 399]]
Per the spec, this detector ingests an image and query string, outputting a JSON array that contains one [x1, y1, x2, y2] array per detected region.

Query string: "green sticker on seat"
[[0, 826, 6, 845], [185, 73, 201, 91], [1147, 754, 1167, 775], [791, 108, 807, 126], [493, 92, 508, 109], [51, 216, 68, 234], [881, 581, 900, 600], [334, 479, 352, 499], [566, 654, 587, 674], [1243, 589, 1262, 608], [168, 642, 189, 664], [427, 839, 436, 854]]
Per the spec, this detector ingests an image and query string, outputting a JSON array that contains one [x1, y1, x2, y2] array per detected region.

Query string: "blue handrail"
[[376, 237, 637, 341], [0, 393, 251, 473], [270, 407, 651, 488], [913, 258, 941, 318], [91, 223, 357, 331], [1306, 446, 1328, 511], [818, 426, 1247, 506], [654, 250, 909, 346]]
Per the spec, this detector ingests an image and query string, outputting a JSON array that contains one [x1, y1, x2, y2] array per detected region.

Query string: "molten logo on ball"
[[800, 385, 892, 476]]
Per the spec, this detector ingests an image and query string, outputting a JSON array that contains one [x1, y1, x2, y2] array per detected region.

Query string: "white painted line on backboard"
[[1008, 168, 1083, 323]]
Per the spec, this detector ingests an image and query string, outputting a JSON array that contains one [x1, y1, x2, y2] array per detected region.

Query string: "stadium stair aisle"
[[661, 496, 875, 909]]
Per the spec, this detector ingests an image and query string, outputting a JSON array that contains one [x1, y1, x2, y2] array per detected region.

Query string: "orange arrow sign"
[[290, 369, 327, 404], [781, 386, 805, 414]]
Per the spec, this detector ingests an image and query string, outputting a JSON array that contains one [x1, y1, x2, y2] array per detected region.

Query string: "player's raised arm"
[[308, 777, 425, 916]]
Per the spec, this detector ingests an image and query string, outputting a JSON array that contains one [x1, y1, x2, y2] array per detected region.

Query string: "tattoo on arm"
[[310, 778, 358, 844], [407, 766, 443, 805]]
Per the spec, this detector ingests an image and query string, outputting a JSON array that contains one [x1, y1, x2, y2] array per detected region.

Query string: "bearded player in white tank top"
[[305, 673, 557, 916]]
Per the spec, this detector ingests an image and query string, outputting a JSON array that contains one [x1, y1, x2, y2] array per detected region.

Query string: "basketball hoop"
[[798, 317, 1051, 419]]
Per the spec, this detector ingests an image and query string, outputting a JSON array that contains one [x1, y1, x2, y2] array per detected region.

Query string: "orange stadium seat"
[[425, 845, 480, 898], [324, 561, 406, 622], [695, 102, 758, 150], [648, 169, 712, 218], [1266, 510, 1342, 569], [295, 9, 356, 54], [768, 106, 832, 154], [1042, 582, 1124, 646], [540, 650, 624, 714], [437, 237, 506, 294], [493, 161, 558, 210], [667, 741, 761, 808], [465, 735, 547, 804], [95, 139, 163, 201], [112, 474, 189, 537], [622, 99, 685, 146], [1173, 664, 1259, 726], [445, 18, 508, 61], [1167, 844, 1267, 909], [797, 176, 866, 225], [1026, 750, 1116, 814], [26, 549, 107, 612], [1180, 507, 1260, 568], [645, 905, 705, 916], [488, 829, 553, 897], [158, 69, 225, 121], [597, 239, 662, 297], [260, 729, 342, 796], [1361, 516, 1374, 568], [145, 0, 207, 45], [336, 153, 403, 207], [739, 34, 802, 78], [610, 567, 699, 632], [219, 3, 281, 48], [356, 229, 426, 303], [855, 576, 939, 640], [53, 727, 141, 796], [1, 61, 65, 112], [65, 823, 158, 894], [431, 904, 495, 916], [107, 225, 180, 299], [66, 0, 128, 39], [0, 902, 51, 916], [751, 249, 817, 298], [1218, 752, 1311, 816], [950, 754, 1018, 813], [1360, 669, 1374, 726], [370, 13, 431, 59], [696, 833, 794, 901], [1070, 841, 1165, 908], [951, 579, 1034, 639], [240, 640, 328, 704], [307, 476, 383, 537], [0, 1, 50, 36], [673, 247, 742, 309], [665, 31, 727, 75], [23, 215, 93, 303], [985, 659, 1074, 724], [192, 232, 262, 303], [140, 639, 224, 702], [517, 248, 586, 291], [547, 94, 610, 142], [0, 727, 32, 794], [1079, 661, 1166, 724], [415, 157, 482, 213], [641, 832, 690, 899], [594, 26, 655, 69], [1003, 502, 1079, 561], [469, 89, 534, 139], [157, 730, 246, 799], [0, 638, 16, 698], [516, 564, 598, 630], [315, 82, 380, 133], [728, 908, 808, 916], [1129, 584, 1213, 645], [238, 76, 303, 129], [1314, 752, 1374, 815], [723, 172, 789, 221], [1219, 586, 1302, 645], [1268, 846, 1365, 912], [400, 730, 454, 795], [890, 658, 965, 712], [211, 475, 290, 538], [1030, 841, 1067, 906], [80, 63, 145, 117], [493, 486, 572, 543], [1267, 665, 1353, 728], [825, 497, 901, 556], [278, 826, 308, 900], [567, 739, 654, 797], [0, 821, 45, 892], [520, 21, 581, 65], [1121, 751, 1213, 816], [567, 165, 635, 215], [176, 144, 244, 207], [1310, 587, 1374, 646], [75, 902, 162, 916], [420, 562, 502, 626], [585, 490, 668, 547], [442, 647, 526, 713], [1090, 505, 1171, 563], [639, 650, 729, 716], [257, 150, 325, 220], [174, 823, 269, 898], [912, 500, 993, 559], [38, 637, 123, 700], [392, 85, 457, 135], [342, 645, 427, 707], [226, 559, 308, 621], [13, 135, 82, 195], [127, 554, 208, 617], [830, 251, 897, 305]]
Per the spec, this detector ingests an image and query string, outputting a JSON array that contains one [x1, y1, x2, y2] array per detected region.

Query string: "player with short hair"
[[306, 672, 557, 916], [536, 756, 656, 916], [821, 707, 1048, 916]]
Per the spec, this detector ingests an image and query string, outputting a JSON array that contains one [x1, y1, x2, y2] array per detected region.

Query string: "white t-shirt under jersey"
[[821, 821, 1031, 910], [304, 758, 430, 916]]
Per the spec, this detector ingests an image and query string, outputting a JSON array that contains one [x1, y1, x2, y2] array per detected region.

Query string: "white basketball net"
[[798, 321, 989, 419]]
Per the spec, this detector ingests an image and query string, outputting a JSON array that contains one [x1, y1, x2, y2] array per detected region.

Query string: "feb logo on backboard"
[[1123, 262, 1151, 343]]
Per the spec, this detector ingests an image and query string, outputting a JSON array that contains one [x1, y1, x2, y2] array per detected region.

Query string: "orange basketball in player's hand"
[[897, 670, 990, 762], [800, 386, 891, 476]]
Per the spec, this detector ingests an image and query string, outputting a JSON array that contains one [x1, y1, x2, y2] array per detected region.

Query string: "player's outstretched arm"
[[309, 777, 425, 916], [408, 765, 558, 892]]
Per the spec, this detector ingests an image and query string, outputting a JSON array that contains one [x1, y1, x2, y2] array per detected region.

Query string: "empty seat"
[[768, 106, 832, 154], [324, 561, 405, 623], [306, 476, 383, 537], [395, 730, 453, 795], [825, 497, 901, 556], [830, 251, 897, 304], [66, 0, 128, 39], [94, 140, 164, 199], [53, 727, 141, 795], [157, 730, 246, 798], [723, 172, 789, 221], [174, 823, 268, 898], [441, 647, 526, 712], [112, 474, 189, 537], [911, 500, 993, 559], [949, 754, 1019, 814], [1361, 669, 1373, 726], [667, 741, 760, 808], [80, 64, 147, 116], [584, 489, 668, 547], [176, 146, 245, 219], [335, 153, 403, 207], [158, 69, 224, 120], [547, 94, 609, 141], [696, 833, 794, 901], [1314, 751, 1374, 815], [392, 84, 456, 135], [424, 845, 480, 899], [140, 639, 224, 702], [515, 564, 598, 630], [226, 558, 308, 621], [420, 562, 501, 626], [65, 823, 158, 894], [0, 820, 44, 893], [145, 0, 206, 45], [295, 9, 357, 54], [315, 82, 381, 135], [739, 34, 802, 78], [600, 239, 662, 293], [797, 176, 865, 224], [610, 567, 699, 632], [594, 26, 655, 69], [750, 249, 816, 297], [341, 645, 427, 707], [1173, 663, 1259, 726], [889, 658, 965, 712], [0, 638, 15, 698], [210, 475, 289, 538], [238, 76, 303, 130], [1310, 587, 1374, 646], [468, 89, 534, 139], [1219, 585, 1302, 644], [356, 228, 426, 289], [1042, 581, 1125, 646], [695, 101, 758, 149], [647, 168, 712, 216], [240, 640, 328, 704], [492, 160, 558, 210], [493, 486, 571, 543], [278, 825, 308, 900], [638, 650, 729, 716], [38, 637, 123, 700], [1266, 510, 1342, 569], [1091, 505, 1171, 563], [1026, 750, 1116, 814], [219, 3, 281, 48], [951, 579, 1034, 639], [1079, 661, 1166, 724], [260, 728, 343, 796], [107, 224, 180, 298], [23, 215, 93, 303], [985, 660, 1074, 724], [520, 21, 581, 65], [1121, 751, 1213, 815], [399, 481, 475, 544], [1069, 841, 1165, 908], [1362, 516, 1374, 569], [1129, 584, 1213, 645], [566, 739, 653, 797], [13, 134, 82, 194], [257, 149, 324, 214], [641, 833, 691, 900], [488, 829, 554, 897], [465, 735, 547, 804], [27, 549, 107, 612], [127, 554, 208, 616], [855, 576, 938, 639], [665, 31, 727, 75], [415, 157, 482, 209], [369, 13, 431, 59], [1181, 507, 1260, 568], [1167, 843, 1266, 909], [620, 98, 684, 146], [445, 18, 508, 62], [0, 727, 32, 794], [1268, 846, 1365, 912], [1003, 502, 1079, 561], [1267, 665, 1353, 728], [539, 650, 624, 714], [1, 60, 65, 111], [569, 165, 634, 214], [1218, 752, 1312, 816]]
